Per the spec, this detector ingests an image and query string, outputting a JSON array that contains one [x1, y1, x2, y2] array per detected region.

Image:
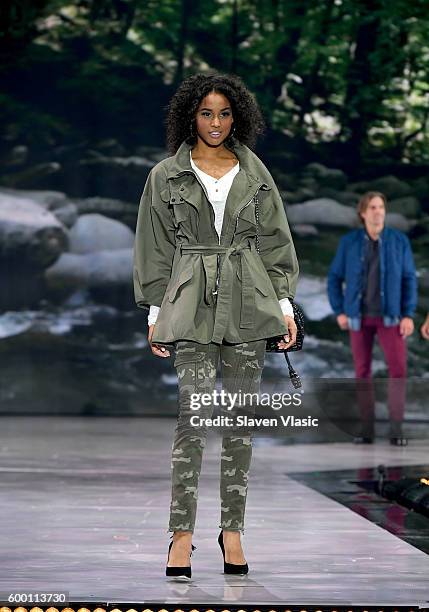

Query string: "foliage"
[[1, 0, 429, 166]]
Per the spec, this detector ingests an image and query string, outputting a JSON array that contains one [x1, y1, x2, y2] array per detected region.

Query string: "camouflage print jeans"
[[168, 338, 266, 535]]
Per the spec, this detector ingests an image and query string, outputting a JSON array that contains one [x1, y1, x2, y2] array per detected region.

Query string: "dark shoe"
[[353, 436, 374, 444], [218, 530, 249, 575], [390, 437, 408, 446], [166, 535, 196, 581]]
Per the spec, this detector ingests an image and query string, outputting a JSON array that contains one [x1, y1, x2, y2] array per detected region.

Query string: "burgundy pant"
[[349, 316, 407, 424]]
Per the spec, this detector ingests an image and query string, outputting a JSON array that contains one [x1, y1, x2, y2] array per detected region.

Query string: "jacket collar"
[[361, 225, 387, 242], [166, 136, 263, 183]]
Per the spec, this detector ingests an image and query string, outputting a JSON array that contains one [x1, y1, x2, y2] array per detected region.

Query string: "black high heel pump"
[[218, 530, 249, 575], [166, 535, 196, 581]]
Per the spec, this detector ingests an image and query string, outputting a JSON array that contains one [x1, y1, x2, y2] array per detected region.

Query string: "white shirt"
[[190, 153, 239, 240], [147, 151, 293, 325]]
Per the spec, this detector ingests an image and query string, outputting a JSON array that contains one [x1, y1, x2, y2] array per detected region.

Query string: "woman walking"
[[133, 73, 299, 580]]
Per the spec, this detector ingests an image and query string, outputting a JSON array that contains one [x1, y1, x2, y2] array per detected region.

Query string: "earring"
[[189, 120, 196, 138], [228, 124, 236, 139]]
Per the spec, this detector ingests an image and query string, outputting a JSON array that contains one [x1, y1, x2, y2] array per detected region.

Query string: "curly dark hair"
[[164, 72, 266, 155]]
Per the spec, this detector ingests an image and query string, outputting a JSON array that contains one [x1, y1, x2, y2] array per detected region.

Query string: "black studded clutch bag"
[[265, 300, 305, 352]]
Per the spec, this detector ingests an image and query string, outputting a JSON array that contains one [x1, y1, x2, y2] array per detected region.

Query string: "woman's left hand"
[[277, 314, 297, 350]]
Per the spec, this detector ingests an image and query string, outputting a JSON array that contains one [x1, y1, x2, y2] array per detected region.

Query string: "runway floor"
[[0, 417, 428, 607]]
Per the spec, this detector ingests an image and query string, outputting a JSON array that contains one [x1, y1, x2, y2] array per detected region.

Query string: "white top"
[[147, 151, 293, 325], [190, 153, 240, 239]]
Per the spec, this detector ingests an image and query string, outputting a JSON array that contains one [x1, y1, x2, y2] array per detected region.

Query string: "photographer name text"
[[190, 415, 318, 428]]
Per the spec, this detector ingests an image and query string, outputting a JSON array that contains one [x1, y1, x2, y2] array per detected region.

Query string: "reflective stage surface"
[[0, 417, 428, 606]]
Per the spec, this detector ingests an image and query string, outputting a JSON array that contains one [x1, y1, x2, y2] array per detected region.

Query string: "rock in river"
[[68, 213, 135, 254], [0, 191, 68, 267]]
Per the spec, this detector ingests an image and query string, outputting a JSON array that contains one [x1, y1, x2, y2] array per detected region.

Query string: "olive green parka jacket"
[[133, 137, 299, 347]]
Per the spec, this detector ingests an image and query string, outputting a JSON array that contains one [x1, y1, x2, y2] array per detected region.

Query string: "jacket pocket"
[[236, 267, 269, 296], [237, 184, 271, 226], [237, 200, 257, 226], [168, 262, 194, 302], [255, 283, 269, 297], [170, 194, 190, 224]]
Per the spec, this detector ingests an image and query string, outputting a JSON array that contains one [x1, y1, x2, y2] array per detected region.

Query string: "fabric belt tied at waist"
[[180, 241, 255, 341]]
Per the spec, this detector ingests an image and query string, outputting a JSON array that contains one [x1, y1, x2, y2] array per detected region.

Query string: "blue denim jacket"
[[327, 227, 417, 331]]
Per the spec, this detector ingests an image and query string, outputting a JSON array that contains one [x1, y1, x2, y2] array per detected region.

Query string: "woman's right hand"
[[148, 324, 171, 358]]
